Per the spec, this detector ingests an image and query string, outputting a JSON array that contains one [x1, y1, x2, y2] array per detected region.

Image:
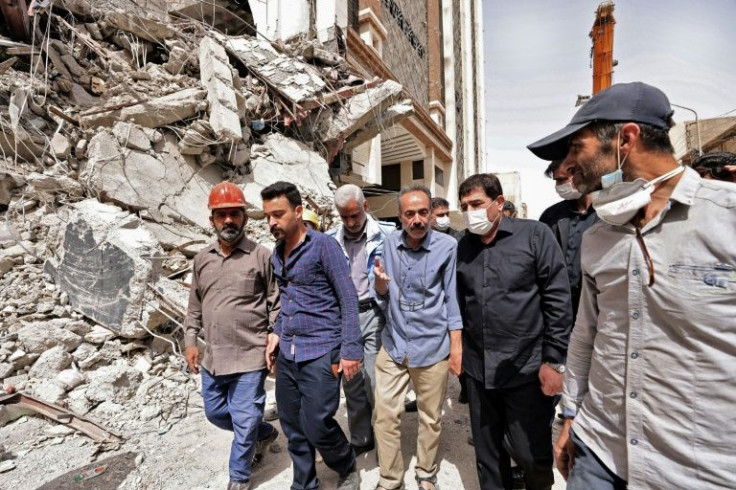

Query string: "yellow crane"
[[590, 1, 616, 94]]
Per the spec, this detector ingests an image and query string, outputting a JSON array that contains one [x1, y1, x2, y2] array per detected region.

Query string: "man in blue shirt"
[[261, 181, 362, 490], [372, 184, 463, 490]]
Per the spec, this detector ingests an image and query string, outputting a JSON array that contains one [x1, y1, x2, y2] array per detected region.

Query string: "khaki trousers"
[[373, 346, 449, 489]]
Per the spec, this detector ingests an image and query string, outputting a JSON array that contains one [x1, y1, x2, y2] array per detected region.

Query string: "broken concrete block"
[[105, 10, 177, 43], [29, 379, 67, 405], [160, 163, 223, 230], [343, 99, 415, 151], [0, 362, 14, 379], [17, 320, 83, 354], [244, 133, 335, 214], [83, 325, 116, 345], [44, 200, 165, 338], [67, 386, 92, 415], [218, 35, 326, 103], [112, 122, 152, 151], [26, 172, 84, 197], [199, 37, 242, 142], [85, 365, 143, 403], [56, 367, 85, 390], [28, 346, 72, 379], [324, 80, 404, 143], [72, 343, 98, 364], [143, 220, 210, 257]]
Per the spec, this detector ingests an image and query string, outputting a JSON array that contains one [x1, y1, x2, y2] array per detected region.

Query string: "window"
[[435, 166, 444, 187], [382, 164, 401, 191], [412, 160, 425, 180]]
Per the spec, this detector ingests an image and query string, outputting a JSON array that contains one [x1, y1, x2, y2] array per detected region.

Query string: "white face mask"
[[592, 166, 685, 226], [463, 200, 502, 236], [555, 181, 583, 200], [434, 216, 451, 231]]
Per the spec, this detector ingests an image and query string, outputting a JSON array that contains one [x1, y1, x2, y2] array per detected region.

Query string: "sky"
[[482, 0, 736, 219]]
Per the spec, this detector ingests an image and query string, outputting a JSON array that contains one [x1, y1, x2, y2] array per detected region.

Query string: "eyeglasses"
[[635, 228, 655, 287]]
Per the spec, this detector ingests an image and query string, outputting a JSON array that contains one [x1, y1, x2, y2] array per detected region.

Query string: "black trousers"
[[276, 348, 355, 490], [467, 375, 555, 490]]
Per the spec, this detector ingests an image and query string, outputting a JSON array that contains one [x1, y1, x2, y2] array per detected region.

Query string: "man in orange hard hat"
[[184, 182, 281, 490]]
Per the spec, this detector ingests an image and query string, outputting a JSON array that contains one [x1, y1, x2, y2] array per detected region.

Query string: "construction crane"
[[589, 1, 617, 94]]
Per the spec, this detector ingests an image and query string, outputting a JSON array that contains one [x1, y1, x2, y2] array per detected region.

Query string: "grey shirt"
[[563, 168, 736, 489], [344, 232, 371, 301]]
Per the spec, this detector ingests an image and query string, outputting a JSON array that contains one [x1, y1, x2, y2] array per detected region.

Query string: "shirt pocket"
[[289, 264, 320, 285], [667, 263, 735, 297]]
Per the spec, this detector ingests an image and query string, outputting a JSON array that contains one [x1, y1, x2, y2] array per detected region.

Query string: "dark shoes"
[[337, 466, 361, 490], [352, 440, 375, 456], [252, 427, 279, 466], [404, 400, 418, 412], [511, 466, 526, 489], [226, 481, 251, 490]]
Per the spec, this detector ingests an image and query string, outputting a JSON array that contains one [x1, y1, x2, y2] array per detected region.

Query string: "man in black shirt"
[[538, 159, 598, 319], [456, 173, 573, 490]]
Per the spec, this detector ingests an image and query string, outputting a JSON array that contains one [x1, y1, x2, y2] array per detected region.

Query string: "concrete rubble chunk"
[[143, 220, 211, 257], [26, 172, 84, 197], [104, 10, 177, 43], [344, 100, 415, 151], [85, 365, 143, 403], [218, 35, 326, 103], [29, 379, 67, 405], [112, 122, 152, 151], [323, 79, 404, 143], [28, 346, 72, 379], [44, 200, 166, 338], [244, 133, 335, 214], [17, 320, 83, 354], [0, 362, 14, 379], [50, 133, 72, 158], [199, 37, 242, 142], [80, 88, 207, 129]]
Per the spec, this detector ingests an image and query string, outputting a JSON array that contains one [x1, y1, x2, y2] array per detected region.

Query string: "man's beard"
[[216, 224, 244, 244]]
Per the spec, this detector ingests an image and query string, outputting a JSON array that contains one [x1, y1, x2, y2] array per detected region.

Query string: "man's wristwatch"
[[543, 362, 566, 374]]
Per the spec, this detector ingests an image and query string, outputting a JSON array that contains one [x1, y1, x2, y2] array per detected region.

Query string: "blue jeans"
[[201, 367, 270, 483], [567, 429, 628, 490], [276, 348, 355, 490]]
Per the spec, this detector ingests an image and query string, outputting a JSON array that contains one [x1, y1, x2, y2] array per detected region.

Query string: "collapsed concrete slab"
[[43, 200, 167, 338], [323, 79, 404, 144], [199, 37, 241, 142], [218, 35, 326, 103], [26, 172, 84, 197], [244, 133, 335, 215], [343, 100, 415, 152]]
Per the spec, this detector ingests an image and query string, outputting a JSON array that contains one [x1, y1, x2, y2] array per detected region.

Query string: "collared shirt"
[[271, 228, 362, 362], [563, 168, 736, 489], [184, 237, 280, 376], [457, 218, 572, 389], [539, 200, 598, 318], [378, 229, 463, 368], [344, 232, 370, 300]]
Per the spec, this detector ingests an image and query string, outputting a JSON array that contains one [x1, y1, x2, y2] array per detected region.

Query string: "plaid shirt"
[[271, 228, 362, 362]]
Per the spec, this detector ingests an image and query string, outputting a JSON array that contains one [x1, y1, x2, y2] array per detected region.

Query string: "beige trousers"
[[373, 346, 449, 489]]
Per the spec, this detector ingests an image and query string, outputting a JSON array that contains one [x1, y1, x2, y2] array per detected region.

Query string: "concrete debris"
[[0, 2, 411, 475]]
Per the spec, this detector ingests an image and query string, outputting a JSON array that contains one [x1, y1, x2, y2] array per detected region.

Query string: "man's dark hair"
[[544, 159, 564, 178], [430, 197, 450, 209], [260, 181, 302, 209], [398, 184, 431, 212], [458, 173, 504, 201], [692, 151, 736, 181], [503, 201, 516, 215], [589, 119, 675, 155]]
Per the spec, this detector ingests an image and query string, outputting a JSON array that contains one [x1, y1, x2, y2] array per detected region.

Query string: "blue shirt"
[[378, 229, 463, 368], [271, 228, 362, 362]]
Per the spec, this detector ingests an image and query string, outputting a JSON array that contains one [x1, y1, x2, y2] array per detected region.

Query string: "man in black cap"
[[528, 82, 736, 490]]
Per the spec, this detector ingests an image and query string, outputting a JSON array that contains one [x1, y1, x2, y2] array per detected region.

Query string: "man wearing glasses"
[[528, 82, 736, 489], [372, 184, 463, 490]]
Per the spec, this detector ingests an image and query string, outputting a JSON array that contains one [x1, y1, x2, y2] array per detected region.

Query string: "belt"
[[358, 298, 376, 313]]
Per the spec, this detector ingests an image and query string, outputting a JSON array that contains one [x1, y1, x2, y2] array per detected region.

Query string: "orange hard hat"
[[208, 182, 247, 210]]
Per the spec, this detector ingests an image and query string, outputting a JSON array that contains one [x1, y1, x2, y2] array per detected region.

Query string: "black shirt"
[[538, 200, 598, 319], [456, 217, 572, 389]]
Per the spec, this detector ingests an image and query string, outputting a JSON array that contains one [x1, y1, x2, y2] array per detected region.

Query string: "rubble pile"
[[0, 0, 413, 461]]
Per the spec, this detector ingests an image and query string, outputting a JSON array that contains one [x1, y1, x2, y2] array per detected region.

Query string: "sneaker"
[[337, 467, 361, 490], [511, 466, 525, 489], [252, 427, 279, 466], [404, 400, 418, 413]]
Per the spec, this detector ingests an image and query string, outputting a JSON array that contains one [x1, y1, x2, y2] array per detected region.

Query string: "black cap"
[[527, 82, 674, 161]]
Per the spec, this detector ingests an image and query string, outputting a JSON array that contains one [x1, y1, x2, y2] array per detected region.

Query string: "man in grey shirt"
[[528, 82, 736, 489], [326, 184, 395, 455], [372, 184, 463, 490]]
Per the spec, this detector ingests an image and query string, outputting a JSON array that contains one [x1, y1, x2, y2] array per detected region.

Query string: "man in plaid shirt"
[[261, 181, 362, 490]]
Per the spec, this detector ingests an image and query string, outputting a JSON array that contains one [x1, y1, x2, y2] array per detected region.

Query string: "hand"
[[539, 363, 563, 396], [373, 257, 390, 296], [265, 333, 279, 373], [339, 359, 361, 382], [185, 346, 200, 374], [449, 348, 462, 377], [555, 419, 576, 480]]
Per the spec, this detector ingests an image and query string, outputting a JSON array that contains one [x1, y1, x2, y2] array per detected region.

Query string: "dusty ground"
[[0, 375, 566, 490]]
